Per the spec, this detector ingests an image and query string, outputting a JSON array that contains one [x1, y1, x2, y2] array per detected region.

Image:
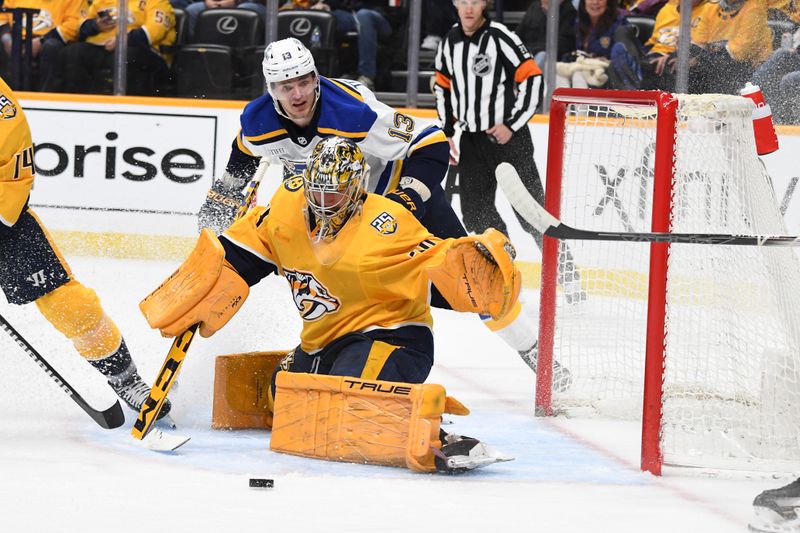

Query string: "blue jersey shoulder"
[[240, 93, 284, 139], [318, 77, 378, 140]]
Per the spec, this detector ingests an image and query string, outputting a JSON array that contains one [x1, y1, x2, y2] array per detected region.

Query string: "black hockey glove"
[[386, 186, 426, 221], [386, 177, 432, 221], [197, 172, 248, 235]]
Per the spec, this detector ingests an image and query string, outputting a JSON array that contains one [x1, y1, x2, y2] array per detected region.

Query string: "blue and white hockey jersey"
[[227, 77, 449, 197]]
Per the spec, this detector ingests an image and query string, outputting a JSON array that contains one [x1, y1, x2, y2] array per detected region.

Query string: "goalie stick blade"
[[495, 162, 562, 236], [496, 162, 800, 247], [136, 427, 191, 452]]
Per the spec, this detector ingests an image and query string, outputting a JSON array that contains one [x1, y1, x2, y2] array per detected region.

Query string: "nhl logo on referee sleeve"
[[370, 212, 397, 235], [472, 54, 493, 76]]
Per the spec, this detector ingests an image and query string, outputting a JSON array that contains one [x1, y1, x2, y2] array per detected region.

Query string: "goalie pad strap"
[[427, 228, 522, 320], [270, 372, 469, 472]]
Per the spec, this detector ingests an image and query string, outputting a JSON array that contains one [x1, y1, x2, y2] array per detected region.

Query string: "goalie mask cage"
[[538, 88, 800, 475]]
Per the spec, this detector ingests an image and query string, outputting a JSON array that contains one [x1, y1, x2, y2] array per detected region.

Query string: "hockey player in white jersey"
[[197, 38, 571, 390]]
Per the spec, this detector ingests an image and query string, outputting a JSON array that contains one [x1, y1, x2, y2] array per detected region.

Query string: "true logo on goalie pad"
[[370, 212, 397, 235], [284, 269, 340, 320]]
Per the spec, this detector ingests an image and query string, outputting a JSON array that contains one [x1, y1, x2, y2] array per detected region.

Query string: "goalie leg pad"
[[140, 229, 249, 338], [212, 351, 290, 430], [270, 372, 469, 472], [35, 280, 122, 359], [428, 228, 522, 320]]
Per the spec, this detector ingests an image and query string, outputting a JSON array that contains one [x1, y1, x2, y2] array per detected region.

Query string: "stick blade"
[[94, 400, 126, 429], [495, 163, 560, 234], [136, 427, 191, 452]]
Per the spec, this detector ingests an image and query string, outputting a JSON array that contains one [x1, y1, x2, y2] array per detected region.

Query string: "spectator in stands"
[[623, 0, 667, 16], [636, 0, 706, 91], [576, 0, 628, 58], [421, 0, 459, 51], [184, 0, 266, 42], [516, 0, 577, 67], [0, 0, 87, 91], [752, 33, 800, 124], [59, 0, 176, 96], [170, 0, 195, 9], [311, 0, 391, 89], [555, 0, 629, 88], [688, 0, 772, 94]]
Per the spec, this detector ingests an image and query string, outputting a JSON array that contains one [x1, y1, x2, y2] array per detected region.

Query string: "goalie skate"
[[433, 432, 514, 474], [749, 479, 800, 533]]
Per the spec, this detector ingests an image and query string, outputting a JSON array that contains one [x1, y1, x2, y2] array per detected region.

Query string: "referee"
[[434, 0, 543, 246]]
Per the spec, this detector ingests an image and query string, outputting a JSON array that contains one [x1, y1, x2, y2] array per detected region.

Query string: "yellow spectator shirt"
[[84, 0, 175, 53], [692, 0, 772, 64], [645, 0, 707, 55], [0, 0, 88, 41]]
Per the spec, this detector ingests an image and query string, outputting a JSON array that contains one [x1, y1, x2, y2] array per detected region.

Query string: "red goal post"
[[536, 88, 800, 475]]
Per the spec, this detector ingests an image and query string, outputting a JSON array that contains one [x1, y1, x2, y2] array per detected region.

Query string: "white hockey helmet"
[[263, 37, 318, 85]]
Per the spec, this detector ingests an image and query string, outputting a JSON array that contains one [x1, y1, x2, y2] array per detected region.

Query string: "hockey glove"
[[140, 229, 249, 338], [427, 228, 521, 320], [386, 187, 426, 221], [197, 171, 248, 235]]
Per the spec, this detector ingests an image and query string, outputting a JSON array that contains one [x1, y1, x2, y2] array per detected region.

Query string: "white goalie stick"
[[496, 163, 800, 247], [131, 158, 271, 452]]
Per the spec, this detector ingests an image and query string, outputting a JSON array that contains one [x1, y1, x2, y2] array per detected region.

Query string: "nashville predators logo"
[[370, 212, 397, 235], [284, 269, 340, 320], [0, 94, 17, 120], [284, 173, 304, 191], [279, 350, 295, 371], [599, 36, 611, 49]]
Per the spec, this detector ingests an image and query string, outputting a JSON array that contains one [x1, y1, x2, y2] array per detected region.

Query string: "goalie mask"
[[303, 137, 369, 243], [262, 38, 320, 120]]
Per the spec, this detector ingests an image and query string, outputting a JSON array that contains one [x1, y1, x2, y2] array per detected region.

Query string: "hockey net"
[[538, 88, 800, 474]]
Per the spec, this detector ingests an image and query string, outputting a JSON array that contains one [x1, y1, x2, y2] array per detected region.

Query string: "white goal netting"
[[546, 93, 800, 471]]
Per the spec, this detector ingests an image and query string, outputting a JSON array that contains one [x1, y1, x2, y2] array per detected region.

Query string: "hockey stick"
[[496, 163, 800, 247], [0, 312, 125, 429], [131, 158, 270, 448]]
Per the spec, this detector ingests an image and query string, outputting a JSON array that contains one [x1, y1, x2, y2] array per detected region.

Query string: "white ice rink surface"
[[0, 254, 788, 532]]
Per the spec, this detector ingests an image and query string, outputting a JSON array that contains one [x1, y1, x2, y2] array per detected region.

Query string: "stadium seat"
[[174, 45, 234, 99], [626, 16, 656, 46], [192, 8, 265, 47], [175, 9, 265, 99], [277, 10, 338, 77]]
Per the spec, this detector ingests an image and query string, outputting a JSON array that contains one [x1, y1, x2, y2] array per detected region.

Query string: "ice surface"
[[0, 248, 781, 533]]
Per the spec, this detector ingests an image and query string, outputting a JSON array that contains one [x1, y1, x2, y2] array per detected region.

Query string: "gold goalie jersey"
[[0, 76, 35, 230], [220, 178, 457, 353]]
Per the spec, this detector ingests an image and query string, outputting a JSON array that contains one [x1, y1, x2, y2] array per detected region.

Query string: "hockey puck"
[[249, 478, 274, 489]]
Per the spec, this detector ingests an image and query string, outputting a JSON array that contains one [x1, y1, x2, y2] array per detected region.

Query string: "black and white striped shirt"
[[434, 18, 542, 137]]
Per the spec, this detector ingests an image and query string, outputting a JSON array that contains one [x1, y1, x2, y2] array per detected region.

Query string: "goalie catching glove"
[[197, 171, 249, 235], [428, 228, 521, 320], [140, 229, 249, 338]]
